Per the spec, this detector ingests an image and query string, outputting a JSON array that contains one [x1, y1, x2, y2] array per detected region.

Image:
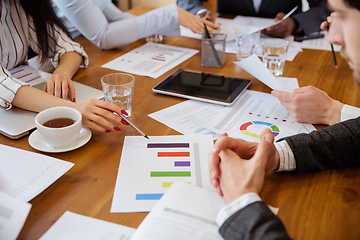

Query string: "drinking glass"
[[262, 39, 289, 76]]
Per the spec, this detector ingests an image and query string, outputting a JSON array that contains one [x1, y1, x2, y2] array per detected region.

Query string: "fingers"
[[271, 90, 293, 103], [274, 12, 285, 21], [252, 128, 275, 168]]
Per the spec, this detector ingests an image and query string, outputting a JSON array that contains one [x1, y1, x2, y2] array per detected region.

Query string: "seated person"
[[209, 0, 360, 237], [177, 0, 331, 38], [1, 0, 127, 133], [52, 0, 220, 50]]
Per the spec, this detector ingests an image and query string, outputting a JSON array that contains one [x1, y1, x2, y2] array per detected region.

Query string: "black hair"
[[343, 0, 360, 11], [18, 0, 71, 63]]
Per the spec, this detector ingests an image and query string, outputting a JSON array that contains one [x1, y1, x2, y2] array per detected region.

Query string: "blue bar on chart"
[[136, 193, 164, 200]]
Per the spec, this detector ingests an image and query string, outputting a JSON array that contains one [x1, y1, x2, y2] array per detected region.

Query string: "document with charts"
[[207, 90, 314, 142], [111, 135, 213, 213], [102, 43, 199, 79]]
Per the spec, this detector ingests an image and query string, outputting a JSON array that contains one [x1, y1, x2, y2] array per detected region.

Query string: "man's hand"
[[271, 86, 344, 125], [178, 7, 220, 34], [320, 12, 334, 31], [217, 129, 276, 204], [43, 74, 76, 101], [262, 12, 299, 38]]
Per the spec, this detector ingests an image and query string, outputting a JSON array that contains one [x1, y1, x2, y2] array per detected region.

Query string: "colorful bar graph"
[[174, 161, 190, 167], [158, 152, 190, 157], [136, 193, 164, 200], [147, 143, 189, 148], [151, 171, 191, 177]]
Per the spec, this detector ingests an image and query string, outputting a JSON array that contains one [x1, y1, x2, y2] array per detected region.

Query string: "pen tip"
[[335, 65, 338, 69], [145, 135, 149, 139]]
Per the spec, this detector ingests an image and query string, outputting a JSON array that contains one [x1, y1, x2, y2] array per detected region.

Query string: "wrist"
[[291, 17, 300, 33], [327, 100, 344, 125]]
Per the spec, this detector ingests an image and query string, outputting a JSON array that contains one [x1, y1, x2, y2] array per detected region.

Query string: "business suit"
[[219, 117, 360, 239], [177, 0, 330, 35]]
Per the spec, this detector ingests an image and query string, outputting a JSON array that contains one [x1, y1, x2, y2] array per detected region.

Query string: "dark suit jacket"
[[219, 117, 360, 239], [177, 0, 330, 35]]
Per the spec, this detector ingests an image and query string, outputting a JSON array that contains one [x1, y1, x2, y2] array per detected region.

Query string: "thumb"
[[274, 12, 285, 22], [252, 128, 275, 167]]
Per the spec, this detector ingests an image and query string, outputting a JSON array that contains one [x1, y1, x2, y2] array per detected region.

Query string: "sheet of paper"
[[292, 31, 342, 52], [232, 6, 298, 34], [207, 90, 311, 142], [148, 100, 224, 138], [102, 43, 199, 79], [276, 77, 299, 93], [39, 211, 135, 240], [234, 54, 288, 91], [0, 191, 31, 240], [9, 65, 45, 86], [0, 144, 74, 202], [131, 182, 224, 240], [111, 135, 214, 213]]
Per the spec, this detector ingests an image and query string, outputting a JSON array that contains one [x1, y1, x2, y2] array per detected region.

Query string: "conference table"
[[4, 6, 360, 240]]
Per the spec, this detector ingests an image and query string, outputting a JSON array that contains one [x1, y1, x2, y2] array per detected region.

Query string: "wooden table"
[[5, 7, 360, 240]]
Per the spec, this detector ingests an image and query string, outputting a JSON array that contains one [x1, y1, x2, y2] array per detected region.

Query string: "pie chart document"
[[207, 90, 314, 142]]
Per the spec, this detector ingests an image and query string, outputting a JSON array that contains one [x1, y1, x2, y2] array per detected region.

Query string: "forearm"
[[12, 86, 75, 112], [177, 0, 205, 15], [53, 52, 82, 79]]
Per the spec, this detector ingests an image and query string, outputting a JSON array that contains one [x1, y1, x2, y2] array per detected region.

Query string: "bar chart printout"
[[111, 135, 214, 213]]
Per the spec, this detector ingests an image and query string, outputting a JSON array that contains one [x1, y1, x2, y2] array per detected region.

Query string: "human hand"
[[74, 99, 129, 132], [209, 132, 280, 196], [43, 74, 76, 102], [320, 12, 334, 31], [217, 129, 276, 204], [196, 10, 217, 22], [178, 7, 220, 34], [271, 86, 344, 125], [262, 12, 298, 38]]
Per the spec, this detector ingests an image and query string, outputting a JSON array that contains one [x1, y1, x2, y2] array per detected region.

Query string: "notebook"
[[0, 66, 104, 139]]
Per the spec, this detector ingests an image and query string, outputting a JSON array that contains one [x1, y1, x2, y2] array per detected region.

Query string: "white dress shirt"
[[52, 0, 180, 49], [0, 0, 88, 110]]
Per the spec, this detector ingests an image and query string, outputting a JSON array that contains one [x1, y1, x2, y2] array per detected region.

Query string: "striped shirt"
[[0, 0, 88, 110]]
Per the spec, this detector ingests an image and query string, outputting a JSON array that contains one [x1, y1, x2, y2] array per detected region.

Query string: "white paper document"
[[0, 191, 31, 240], [40, 211, 135, 240], [148, 100, 224, 137], [0, 144, 74, 202], [131, 182, 224, 240], [102, 43, 199, 79], [292, 31, 342, 52], [207, 90, 309, 142], [111, 135, 214, 213], [234, 54, 288, 92]]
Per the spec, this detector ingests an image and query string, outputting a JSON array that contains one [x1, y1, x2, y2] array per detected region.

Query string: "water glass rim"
[[101, 73, 135, 86]]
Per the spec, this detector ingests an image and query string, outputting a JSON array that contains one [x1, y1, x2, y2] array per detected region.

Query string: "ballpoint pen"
[[115, 112, 149, 139], [203, 22, 222, 67], [325, 16, 338, 69]]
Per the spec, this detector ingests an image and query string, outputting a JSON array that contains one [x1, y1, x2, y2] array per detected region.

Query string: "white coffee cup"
[[35, 107, 82, 148]]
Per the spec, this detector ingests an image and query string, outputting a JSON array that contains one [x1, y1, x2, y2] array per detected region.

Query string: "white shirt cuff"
[[341, 104, 360, 122], [274, 140, 296, 172], [216, 192, 261, 226]]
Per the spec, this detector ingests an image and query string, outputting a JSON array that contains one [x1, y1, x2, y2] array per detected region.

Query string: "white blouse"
[[52, 0, 180, 49], [0, 0, 88, 110]]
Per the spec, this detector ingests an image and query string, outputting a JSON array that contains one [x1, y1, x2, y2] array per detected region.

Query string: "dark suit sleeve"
[[291, 0, 331, 35], [282, 117, 360, 173], [177, 0, 205, 15], [219, 201, 291, 240]]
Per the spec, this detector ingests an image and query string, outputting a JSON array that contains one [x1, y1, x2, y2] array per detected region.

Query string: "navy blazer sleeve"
[[219, 202, 291, 240], [291, 0, 331, 35]]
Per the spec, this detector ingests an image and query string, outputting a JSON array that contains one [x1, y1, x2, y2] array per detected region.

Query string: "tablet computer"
[[153, 69, 251, 106]]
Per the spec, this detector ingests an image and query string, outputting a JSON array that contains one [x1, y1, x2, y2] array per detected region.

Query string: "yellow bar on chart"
[[162, 182, 191, 188]]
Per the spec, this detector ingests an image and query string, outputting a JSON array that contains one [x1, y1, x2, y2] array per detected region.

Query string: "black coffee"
[[43, 118, 75, 128]]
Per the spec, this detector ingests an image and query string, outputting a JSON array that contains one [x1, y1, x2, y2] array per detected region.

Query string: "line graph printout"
[[111, 135, 214, 213], [102, 43, 199, 79], [207, 90, 305, 142]]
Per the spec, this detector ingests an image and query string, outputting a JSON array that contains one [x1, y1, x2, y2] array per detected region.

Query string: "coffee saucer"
[[29, 127, 92, 153]]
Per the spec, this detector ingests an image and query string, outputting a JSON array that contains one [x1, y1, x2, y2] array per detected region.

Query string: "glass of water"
[[235, 28, 260, 60], [101, 73, 135, 116], [262, 39, 289, 76]]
